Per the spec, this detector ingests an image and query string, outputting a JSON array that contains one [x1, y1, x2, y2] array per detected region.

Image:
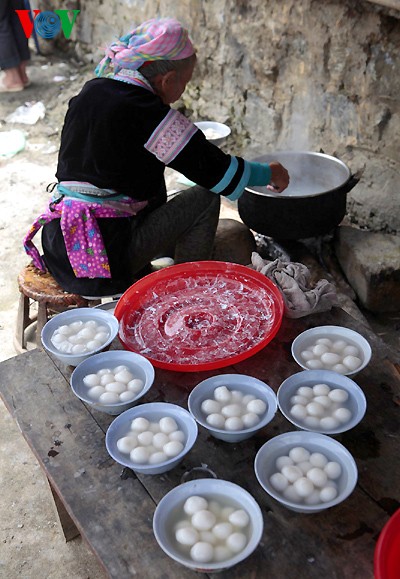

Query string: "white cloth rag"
[[250, 252, 338, 318]]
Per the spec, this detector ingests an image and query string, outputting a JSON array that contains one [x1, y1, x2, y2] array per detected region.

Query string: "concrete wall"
[[43, 0, 400, 233]]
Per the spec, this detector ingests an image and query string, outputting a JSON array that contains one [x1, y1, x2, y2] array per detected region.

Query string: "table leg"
[[46, 477, 80, 542]]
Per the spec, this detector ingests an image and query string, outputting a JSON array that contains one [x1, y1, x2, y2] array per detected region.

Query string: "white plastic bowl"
[[70, 350, 155, 415], [188, 374, 277, 442], [41, 307, 119, 366], [194, 121, 231, 146], [254, 431, 358, 513], [105, 402, 198, 475], [153, 478, 264, 573], [277, 369, 367, 434], [292, 325, 372, 376]]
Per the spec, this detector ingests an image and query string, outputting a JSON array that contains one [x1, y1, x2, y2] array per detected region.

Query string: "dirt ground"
[[1, 51, 399, 579], [0, 52, 112, 579]]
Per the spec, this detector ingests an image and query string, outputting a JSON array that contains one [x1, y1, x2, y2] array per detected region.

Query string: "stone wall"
[[42, 0, 400, 233]]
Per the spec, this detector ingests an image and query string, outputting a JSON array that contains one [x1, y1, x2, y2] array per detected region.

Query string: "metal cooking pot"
[[238, 151, 359, 239]]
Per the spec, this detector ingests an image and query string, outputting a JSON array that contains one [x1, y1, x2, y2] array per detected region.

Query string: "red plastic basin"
[[374, 509, 400, 579], [115, 261, 284, 372]]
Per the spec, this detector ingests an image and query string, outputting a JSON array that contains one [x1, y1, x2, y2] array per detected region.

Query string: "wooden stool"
[[14, 263, 99, 353]]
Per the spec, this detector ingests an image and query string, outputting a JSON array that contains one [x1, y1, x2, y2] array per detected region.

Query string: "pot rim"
[[244, 151, 351, 199]]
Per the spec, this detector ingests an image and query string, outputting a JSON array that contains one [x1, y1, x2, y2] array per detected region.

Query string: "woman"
[[0, 0, 30, 91], [24, 17, 289, 297]]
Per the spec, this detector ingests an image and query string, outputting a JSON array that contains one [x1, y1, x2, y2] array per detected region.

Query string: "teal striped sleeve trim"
[[225, 162, 251, 200], [210, 156, 239, 194], [210, 158, 272, 201]]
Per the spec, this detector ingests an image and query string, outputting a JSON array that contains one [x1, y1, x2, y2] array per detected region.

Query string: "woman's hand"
[[267, 161, 290, 193]]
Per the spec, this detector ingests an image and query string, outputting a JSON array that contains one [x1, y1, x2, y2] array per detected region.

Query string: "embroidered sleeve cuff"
[[144, 109, 198, 164]]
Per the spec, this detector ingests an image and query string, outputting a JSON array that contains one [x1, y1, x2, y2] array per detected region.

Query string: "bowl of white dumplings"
[[254, 431, 358, 513], [194, 121, 231, 146], [291, 325, 372, 376], [105, 402, 198, 474], [41, 307, 119, 366], [153, 478, 263, 572], [70, 350, 155, 415], [277, 369, 367, 435], [188, 374, 278, 443]]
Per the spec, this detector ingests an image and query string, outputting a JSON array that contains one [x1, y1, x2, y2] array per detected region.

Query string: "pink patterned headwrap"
[[96, 18, 195, 77]]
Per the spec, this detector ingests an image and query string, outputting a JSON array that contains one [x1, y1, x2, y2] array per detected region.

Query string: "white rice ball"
[[212, 522, 233, 540], [221, 403, 243, 418], [105, 382, 126, 394], [332, 339, 348, 352], [214, 386, 232, 403], [163, 440, 184, 457], [247, 399, 267, 415], [309, 452, 328, 468], [293, 477, 314, 497], [201, 399, 221, 415], [342, 355, 362, 372], [270, 472, 289, 492], [148, 451, 167, 464], [241, 412, 260, 428], [191, 510, 216, 531], [328, 389, 349, 403], [333, 407, 352, 423], [281, 465, 303, 483], [83, 373, 100, 387], [224, 416, 244, 431], [169, 430, 185, 443], [289, 446, 310, 463], [312, 383, 331, 396], [228, 509, 250, 528], [324, 461, 342, 479], [190, 541, 214, 563], [99, 391, 119, 404], [176, 526, 199, 546], [307, 467, 328, 488], [184, 496, 209, 516], [226, 532, 247, 553], [152, 432, 170, 449], [119, 391, 136, 402], [290, 404, 308, 421], [206, 413, 225, 429], [87, 386, 105, 399], [131, 417, 150, 432], [127, 378, 144, 393], [306, 359, 324, 370], [300, 349, 314, 361], [275, 455, 294, 470], [319, 416, 340, 430], [319, 485, 338, 502], [159, 416, 178, 434], [117, 436, 138, 454], [130, 446, 150, 463], [114, 370, 134, 384], [297, 386, 314, 399]]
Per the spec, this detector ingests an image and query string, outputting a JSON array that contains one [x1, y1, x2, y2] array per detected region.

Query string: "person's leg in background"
[[127, 186, 221, 277], [0, 0, 30, 91]]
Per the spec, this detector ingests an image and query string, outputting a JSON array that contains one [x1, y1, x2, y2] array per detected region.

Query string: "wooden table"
[[1, 307, 399, 578]]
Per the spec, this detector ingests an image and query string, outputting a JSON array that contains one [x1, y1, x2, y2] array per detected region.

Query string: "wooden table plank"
[[1, 306, 399, 578], [0, 349, 199, 579]]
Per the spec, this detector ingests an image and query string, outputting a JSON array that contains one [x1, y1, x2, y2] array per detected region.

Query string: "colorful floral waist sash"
[[23, 182, 148, 279]]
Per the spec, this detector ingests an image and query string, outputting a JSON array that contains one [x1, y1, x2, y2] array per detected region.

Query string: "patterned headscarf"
[[95, 18, 195, 77]]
